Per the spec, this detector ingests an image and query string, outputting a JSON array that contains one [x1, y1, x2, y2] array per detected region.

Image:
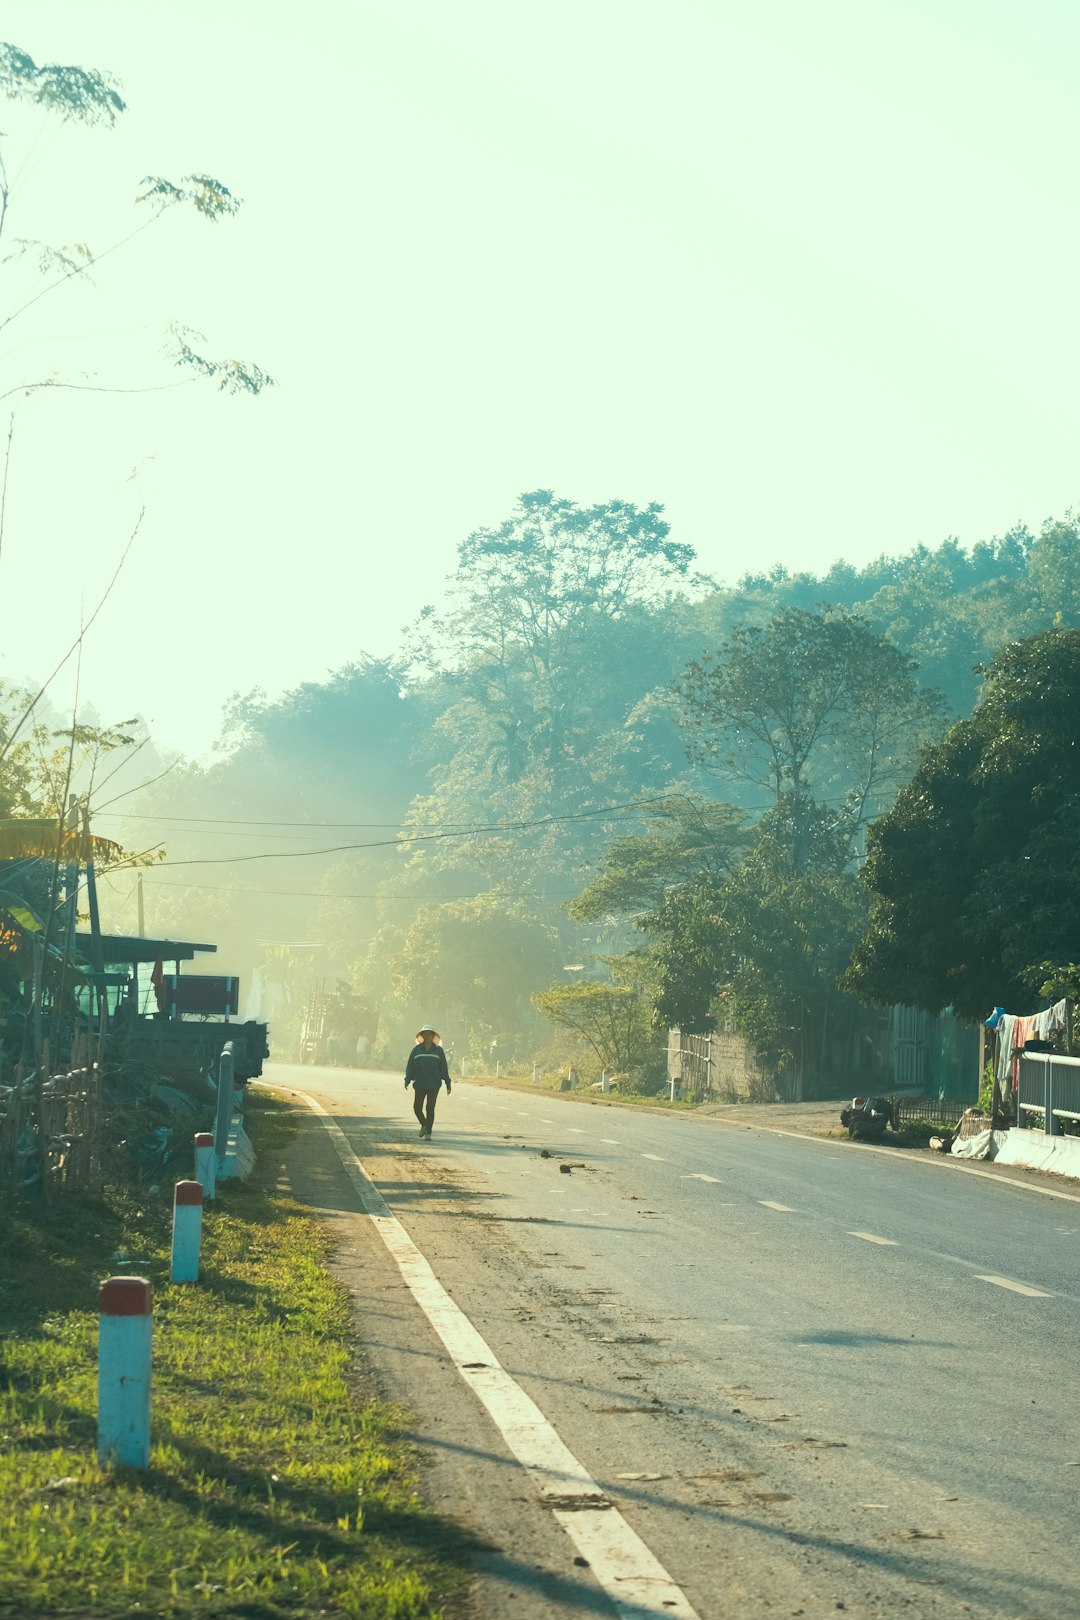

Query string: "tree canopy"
[[105, 487, 1080, 1076], [846, 629, 1080, 1017], [675, 607, 944, 867]]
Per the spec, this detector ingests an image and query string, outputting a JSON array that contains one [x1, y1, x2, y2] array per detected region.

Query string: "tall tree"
[[675, 607, 944, 871], [846, 629, 1080, 1019], [430, 489, 696, 800]]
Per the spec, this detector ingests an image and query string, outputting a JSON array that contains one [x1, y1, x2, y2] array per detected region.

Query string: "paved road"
[[267, 1063, 1080, 1620]]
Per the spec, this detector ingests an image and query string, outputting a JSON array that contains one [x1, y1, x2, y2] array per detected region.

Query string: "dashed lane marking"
[[641, 1153, 667, 1161], [975, 1275, 1053, 1297], [684, 1172, 722, 1183], [849, 1232, 899, 1246], [296, 1091, 701, 1620], [759, 1200, 798, 1213], [600, 1138, 620, 1145]]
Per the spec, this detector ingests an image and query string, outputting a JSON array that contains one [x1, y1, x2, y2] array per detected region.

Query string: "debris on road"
[[839, 1096, 895, 1140]]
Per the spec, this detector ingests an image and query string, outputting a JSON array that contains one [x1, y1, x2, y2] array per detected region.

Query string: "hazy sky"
[[1, 1, 1078, 757]]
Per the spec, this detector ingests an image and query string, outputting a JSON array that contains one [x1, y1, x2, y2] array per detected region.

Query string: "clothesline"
[[985, 998, 1069, 1089]]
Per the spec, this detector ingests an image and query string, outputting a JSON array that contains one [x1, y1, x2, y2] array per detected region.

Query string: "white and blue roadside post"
[[170, 1180, 204, 1283], [214, 1042, 235, 1182], [194, 1131, 216, 1199], [97, 1276, 153, 1468]]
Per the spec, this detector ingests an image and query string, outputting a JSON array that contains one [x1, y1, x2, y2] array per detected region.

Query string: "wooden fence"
[[0, 1063, 100, 1202]]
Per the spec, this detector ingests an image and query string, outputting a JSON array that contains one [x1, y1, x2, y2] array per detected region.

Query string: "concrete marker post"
[[214, 1043, 235, 1180], [171, 1180, 204, 1283], [98, 1276, 152, 1468], [194, 1131, 216, 1199]]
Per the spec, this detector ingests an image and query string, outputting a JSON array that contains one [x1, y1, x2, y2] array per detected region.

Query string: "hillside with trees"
[[92, 499, 1080, 1078]]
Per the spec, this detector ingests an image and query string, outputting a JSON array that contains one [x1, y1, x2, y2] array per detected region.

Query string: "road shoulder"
[[277, 1095, 633, 1620]]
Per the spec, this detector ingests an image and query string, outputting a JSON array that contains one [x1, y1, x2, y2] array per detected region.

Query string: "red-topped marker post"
[[171, 1180, 204, 1283], [98, 1276, 152, 1467]]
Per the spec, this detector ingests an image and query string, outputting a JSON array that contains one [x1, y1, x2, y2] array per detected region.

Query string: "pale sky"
[[1, 1, 1078, 757]]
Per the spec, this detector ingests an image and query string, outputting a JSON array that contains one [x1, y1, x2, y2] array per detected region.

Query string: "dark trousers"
[[412, 1085, 440, 1131]]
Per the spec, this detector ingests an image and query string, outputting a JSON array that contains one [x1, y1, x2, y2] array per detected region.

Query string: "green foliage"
[[569, 611, 938, 1074], [847, 629, 1080, 1017], [1023, 514, 1080, 631], [676, 606, 945, 864], [0, 1096, 463, 1617], [1026, 960, 1080, 1008], [643, 802, 869, 1066], [978, 1060, 996, 1115], [139, 173, 242, 221], [428, 489, 699, 800], [389, 892, 561, 1054], [2, 237, 93, 276], [0, 681, 49, 820], [532, 951, 660, 1076], [111, 494, 1080, 1070], [0, 42, 271, 401], [169, 327, 275, 394], [0, 42, 125, 124], [570, 796, 749, 922]]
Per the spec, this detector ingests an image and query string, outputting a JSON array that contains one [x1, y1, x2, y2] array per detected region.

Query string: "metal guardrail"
[[1017, 1052, 1080, 1133], [212, 1039, 254, 1183]]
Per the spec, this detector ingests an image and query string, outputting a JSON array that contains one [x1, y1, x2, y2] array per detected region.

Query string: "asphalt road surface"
[[265, 1063, 1080, 1620]]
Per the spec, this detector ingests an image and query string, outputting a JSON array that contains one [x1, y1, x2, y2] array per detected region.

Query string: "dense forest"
[[46, 493, 1079, 1080]]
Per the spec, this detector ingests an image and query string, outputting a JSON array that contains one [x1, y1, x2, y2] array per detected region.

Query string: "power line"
[[104, 796, 673, 871], [130, 877, 580, 900], [91, 812, 417, 828]]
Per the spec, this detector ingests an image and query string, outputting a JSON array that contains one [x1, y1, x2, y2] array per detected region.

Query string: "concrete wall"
[[669, 1026, 776, 1101]]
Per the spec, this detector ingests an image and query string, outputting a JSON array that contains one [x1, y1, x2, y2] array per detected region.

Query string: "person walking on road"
[[405, 1024, 451, 1138]]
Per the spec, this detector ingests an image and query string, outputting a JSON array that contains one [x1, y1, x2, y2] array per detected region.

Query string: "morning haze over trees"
[[3, 34, 1080, 1099], [82, 493, 1080, 1091]]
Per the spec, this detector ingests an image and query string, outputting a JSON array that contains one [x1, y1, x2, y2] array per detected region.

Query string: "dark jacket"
[[405, 1043, 450, 1090]]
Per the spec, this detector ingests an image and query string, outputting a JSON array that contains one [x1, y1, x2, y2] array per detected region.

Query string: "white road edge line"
[[848, 1231, 899, 1246], [735, 1121, 1080, 1206], [295, 1091, 701, 1620], [975, 1274, 1053, 1297]]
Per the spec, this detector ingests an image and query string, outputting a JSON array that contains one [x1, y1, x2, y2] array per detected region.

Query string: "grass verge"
[[0, 1092, 469, 1618]]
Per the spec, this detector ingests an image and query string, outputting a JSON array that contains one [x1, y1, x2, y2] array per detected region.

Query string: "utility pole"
[[82, 801, 106, 1030], [137, 873, 145, 938]]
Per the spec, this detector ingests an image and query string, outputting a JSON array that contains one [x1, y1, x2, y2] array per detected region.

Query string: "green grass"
[[0, 1095, 469, 1618]]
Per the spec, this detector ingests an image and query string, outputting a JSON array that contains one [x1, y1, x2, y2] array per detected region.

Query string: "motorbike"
[[839, 1095, 896, 1140]]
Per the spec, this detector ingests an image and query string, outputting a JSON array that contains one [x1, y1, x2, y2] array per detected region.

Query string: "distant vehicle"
[[299, 980, 377, 1066]]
